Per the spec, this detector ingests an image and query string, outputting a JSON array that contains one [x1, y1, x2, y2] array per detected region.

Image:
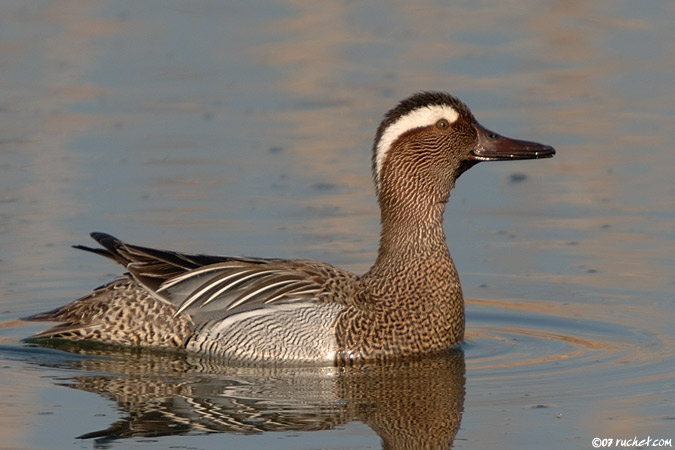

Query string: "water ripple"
[[463, 297, 674, 399]]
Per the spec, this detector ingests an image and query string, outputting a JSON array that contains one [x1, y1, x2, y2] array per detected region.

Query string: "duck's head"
[[372, 92, 555, 209]]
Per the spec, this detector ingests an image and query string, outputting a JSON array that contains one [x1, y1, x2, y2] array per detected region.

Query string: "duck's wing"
[[161, 259, 349, 321], [76, 233, 356, 322], [74, 232, 239, 291]]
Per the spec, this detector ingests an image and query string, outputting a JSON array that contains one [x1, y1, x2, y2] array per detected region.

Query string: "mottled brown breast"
[[334, 252, 464, 364]]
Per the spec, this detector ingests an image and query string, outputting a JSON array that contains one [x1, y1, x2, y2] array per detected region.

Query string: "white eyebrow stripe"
[[374, 104, 459, 189]]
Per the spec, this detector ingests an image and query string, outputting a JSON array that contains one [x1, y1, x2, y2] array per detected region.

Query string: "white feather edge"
[[374, 104, 459, 189]]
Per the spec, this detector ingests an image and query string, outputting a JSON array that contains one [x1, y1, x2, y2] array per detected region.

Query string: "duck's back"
[[26, 233, 359, 365]]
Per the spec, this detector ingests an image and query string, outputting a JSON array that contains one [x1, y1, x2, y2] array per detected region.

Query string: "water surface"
[[1, 1, 674, 449]]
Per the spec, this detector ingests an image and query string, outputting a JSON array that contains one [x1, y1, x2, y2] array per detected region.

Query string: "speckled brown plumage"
[[29, 277, 194, 348], [25, 91, 554, 364]]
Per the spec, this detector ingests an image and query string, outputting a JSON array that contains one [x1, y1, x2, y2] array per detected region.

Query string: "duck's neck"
[[360, 192, 464, 349], [372, 198, 452, 272], [356, 188, 465, 351]]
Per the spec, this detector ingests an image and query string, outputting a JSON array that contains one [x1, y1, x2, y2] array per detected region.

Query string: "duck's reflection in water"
[[32, 342, 465, 448]]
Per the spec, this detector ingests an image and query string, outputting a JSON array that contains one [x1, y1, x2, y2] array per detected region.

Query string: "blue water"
[[1, 1, 674, 449]]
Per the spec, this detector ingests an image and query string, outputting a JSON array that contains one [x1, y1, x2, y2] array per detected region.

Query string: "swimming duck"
[[25, 92, 554, 364]]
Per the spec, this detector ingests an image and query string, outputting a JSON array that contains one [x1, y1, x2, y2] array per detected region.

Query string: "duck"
[[25, 92, 555, 365]]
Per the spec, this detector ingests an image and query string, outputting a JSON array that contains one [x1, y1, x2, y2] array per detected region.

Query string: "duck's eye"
[[436, 119, 450, 130]]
